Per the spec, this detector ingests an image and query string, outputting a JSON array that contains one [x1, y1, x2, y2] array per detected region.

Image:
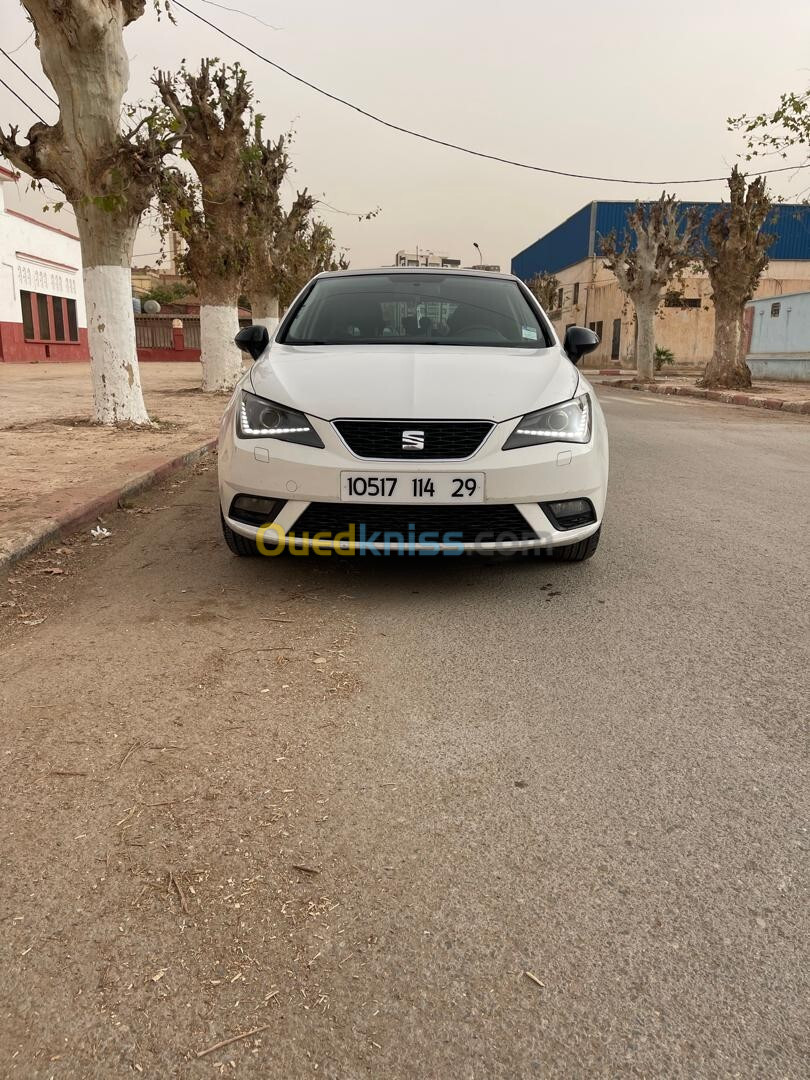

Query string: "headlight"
[[237, 391, 324, 447], [503, 393, 591, 449]]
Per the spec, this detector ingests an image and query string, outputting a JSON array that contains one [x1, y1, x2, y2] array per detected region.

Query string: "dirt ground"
[[1, 457, 369, 1078], [0, 363, 231, 563]]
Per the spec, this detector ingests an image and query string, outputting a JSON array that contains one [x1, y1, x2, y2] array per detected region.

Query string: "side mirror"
[[235, 324, 270, 361], [563, 326, 599, 365]]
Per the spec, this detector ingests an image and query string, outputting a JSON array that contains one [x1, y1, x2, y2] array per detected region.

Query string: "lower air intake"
[[289, 503, 537, 543]]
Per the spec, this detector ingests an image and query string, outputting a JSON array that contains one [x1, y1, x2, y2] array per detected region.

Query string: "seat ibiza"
[[218, 268, 608, 559]]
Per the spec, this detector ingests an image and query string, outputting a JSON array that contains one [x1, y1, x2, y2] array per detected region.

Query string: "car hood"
[[248, 343, 579, 421]]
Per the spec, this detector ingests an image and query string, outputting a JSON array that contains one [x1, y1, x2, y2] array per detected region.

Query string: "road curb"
[[1, 438, 217, 573], [598, 379, 810, 414]]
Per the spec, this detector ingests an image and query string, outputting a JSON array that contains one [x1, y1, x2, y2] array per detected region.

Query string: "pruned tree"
[[274, 219, 349, 312], [601, 194, 701, 380], [526, 271, 560, 313], [700, 167, 771, 390], [0, 0, 182, 424], [241, 120, 315, 331], [156, 60, 254, 392]]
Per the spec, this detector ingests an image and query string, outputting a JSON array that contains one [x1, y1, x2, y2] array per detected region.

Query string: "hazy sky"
[[2, 0, 810, 272]]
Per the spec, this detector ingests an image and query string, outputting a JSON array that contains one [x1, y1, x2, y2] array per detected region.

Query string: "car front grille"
[[333, 419, 494, 460], [289, 503, 537, 544]]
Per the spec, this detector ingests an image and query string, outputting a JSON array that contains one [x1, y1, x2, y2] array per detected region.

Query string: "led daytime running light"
[[518, 396, 590, 440], [503, 393, 591, 449], [514, 427, 584, 440], [239, 400, 310, 436]]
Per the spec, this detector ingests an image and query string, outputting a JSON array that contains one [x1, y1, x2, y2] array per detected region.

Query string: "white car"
[[218, 268, 608, 560]]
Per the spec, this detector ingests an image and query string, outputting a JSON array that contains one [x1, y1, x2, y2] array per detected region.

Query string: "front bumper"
[[218, 395, 609, 554]]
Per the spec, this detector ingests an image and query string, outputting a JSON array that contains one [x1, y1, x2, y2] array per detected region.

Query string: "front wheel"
[[542, 527, 601, 562], [221, 513, 259, 557]]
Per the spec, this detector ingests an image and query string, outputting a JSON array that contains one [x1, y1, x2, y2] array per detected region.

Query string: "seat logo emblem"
[[402, 429, 425, 450]]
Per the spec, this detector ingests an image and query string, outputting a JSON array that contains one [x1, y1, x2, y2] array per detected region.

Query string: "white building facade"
[[0, 164, 88, 362]]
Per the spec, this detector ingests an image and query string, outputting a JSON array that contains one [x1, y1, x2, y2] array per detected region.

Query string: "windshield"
[[280, 273, 551, 347]]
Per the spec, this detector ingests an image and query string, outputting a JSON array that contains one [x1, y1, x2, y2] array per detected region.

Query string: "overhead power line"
[[0, 47, 57, 106], [173, 0, 810, 187], [194, 0, 283, 30], [316, 199, 376, 218], [0, 75, 44, 123], [8, 30, 34, 55]]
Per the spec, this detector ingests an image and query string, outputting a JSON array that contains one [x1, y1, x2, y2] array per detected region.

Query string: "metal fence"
[[134, 314, 175, 349], [183, 319, 201, 349], [134, 313, 252, 357]]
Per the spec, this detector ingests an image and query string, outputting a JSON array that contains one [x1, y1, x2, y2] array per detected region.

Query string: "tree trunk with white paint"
[[199, 306, 243, 392], [75, 202, 149, 424], [0, 0, 182, 424], [249, 290, 280, 334], [633, 298, 657, 382], [155, 62, 260, 392], [198, 278, 244, 392]]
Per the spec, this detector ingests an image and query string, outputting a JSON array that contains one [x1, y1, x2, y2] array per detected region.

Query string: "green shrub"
[[654, 345, 675, 371]]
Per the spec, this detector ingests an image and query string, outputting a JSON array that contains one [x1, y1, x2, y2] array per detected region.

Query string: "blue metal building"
[[511, 201, 810, 280]]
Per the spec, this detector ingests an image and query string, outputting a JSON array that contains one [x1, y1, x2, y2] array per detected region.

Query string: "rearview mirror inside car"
[[563, 326, 599, 365], [234, 324, 270, 361]]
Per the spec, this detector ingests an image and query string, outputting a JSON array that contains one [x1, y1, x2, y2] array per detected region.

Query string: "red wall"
[[0, 320, 90, 362], [0, 320, 202, 363], [136, 326, 199, 362], [137, 346, 200, 362]]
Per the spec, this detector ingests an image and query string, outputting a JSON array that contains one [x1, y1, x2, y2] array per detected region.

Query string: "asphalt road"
[[1, 388, 808, 1079]]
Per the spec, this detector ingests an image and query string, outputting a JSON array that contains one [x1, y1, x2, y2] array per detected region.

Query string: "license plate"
[[341, 472, 485, 503]]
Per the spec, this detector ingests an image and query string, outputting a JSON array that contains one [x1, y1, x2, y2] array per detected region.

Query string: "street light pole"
[[473, 242, 483, 267]]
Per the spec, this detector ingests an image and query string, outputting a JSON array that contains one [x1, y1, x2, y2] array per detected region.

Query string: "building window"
[[588, 320, 603, 340], [611, 318, 621, 361], [20, 291, 80, 343], [556, 287, 564, 309], [665, 291, 701, 308], [66, 298, 78, 341], [20, 290, 35, 339], [36, 293, 51, 340], [52, 298, 66, 341], [770, 302, 781, 317], [572, 283, 580, 305]]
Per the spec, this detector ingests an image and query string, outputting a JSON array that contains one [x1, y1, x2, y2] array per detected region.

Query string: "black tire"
[[544, 527, 601, 562], [221, 513, 259, 557]]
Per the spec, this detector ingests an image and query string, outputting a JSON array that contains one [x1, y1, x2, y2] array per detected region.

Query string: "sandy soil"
[[0, 363, 229, 546]]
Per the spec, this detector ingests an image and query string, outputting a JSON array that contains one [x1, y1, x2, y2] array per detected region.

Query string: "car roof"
[[312, 266, 520, 283]]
